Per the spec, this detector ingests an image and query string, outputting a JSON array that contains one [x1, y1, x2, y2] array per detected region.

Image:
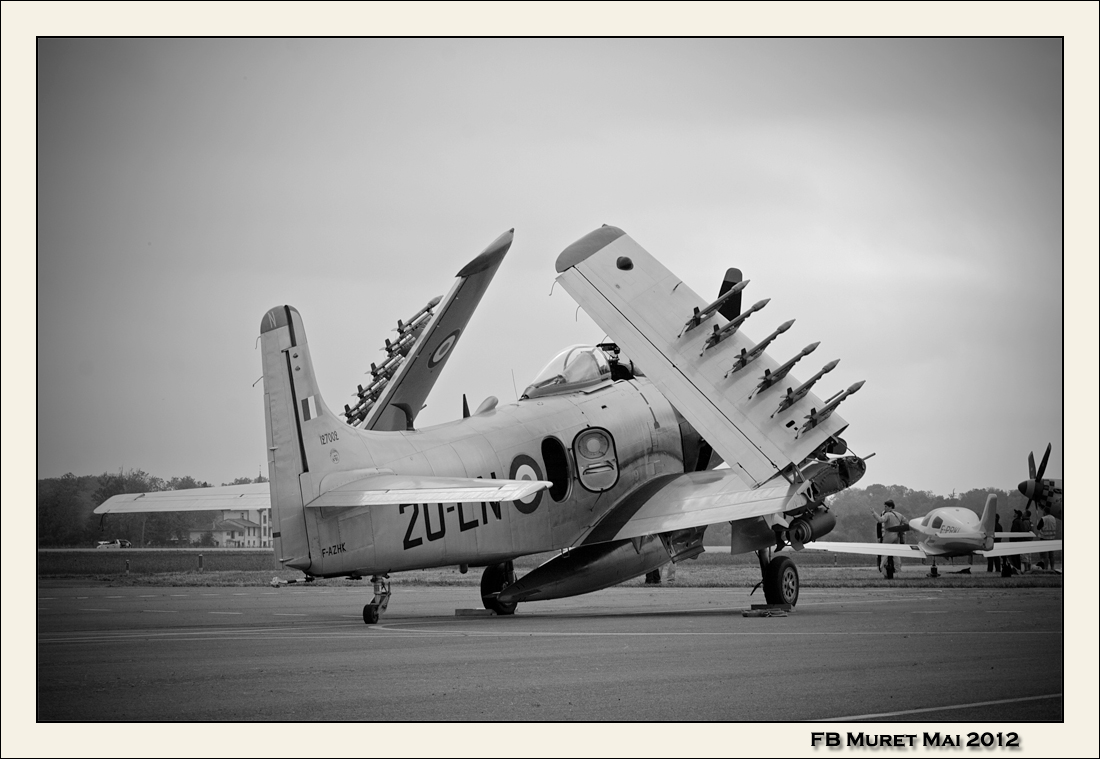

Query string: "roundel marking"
[[508, 454, 544, 515], [427, 329, 462, 369]]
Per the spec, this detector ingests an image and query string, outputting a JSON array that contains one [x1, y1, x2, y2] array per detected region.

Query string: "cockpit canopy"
[[522, 345, 612, 399]]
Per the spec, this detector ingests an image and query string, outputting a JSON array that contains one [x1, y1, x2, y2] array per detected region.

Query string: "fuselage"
[[906, 507, 993, 557], [284, 377, 693, 577]]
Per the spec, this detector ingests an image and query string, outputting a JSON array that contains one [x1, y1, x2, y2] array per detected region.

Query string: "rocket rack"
[[343, 295, 441, 426]]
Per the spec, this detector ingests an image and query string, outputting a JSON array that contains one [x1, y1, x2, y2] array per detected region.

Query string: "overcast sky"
[[32, 38, 1078, 496]]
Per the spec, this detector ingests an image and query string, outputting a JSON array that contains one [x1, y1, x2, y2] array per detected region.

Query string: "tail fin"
[[259, 306, 344, 573], [979, 493, 998, 547]]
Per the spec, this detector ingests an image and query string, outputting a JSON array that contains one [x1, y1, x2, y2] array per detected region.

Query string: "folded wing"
[[555, 226, 855, 488], [363, 229, 514, 431]]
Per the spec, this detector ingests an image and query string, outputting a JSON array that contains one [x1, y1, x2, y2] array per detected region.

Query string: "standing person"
[[875, 508, 884, 572], [1036, 504, 1059, 572], [986, 514, 1002, 572], [876, 499, 905, 579], [1020, 509, 1033, 571], [1009, 509, 1024, 571]]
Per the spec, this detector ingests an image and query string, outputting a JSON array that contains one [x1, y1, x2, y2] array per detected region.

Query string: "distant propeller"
[[1018, 442, 1051, 512], [1034, 443, 1050, 482]]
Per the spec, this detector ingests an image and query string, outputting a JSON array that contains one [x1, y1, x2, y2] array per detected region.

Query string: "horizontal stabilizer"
[[94, 483, 271, 514], [306, 473, 551, 508], [578, 469, 816, 546]]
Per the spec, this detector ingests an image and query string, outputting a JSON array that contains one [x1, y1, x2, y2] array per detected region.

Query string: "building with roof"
[[189, 508, 271, 547]]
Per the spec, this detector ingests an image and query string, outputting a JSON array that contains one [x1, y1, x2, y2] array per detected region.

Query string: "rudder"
[[259, 305, 344, 573], [979, 493, 998, 549]]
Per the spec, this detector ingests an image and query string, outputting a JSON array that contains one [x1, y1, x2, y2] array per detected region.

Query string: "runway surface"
[[37, 583, 1062, 722]]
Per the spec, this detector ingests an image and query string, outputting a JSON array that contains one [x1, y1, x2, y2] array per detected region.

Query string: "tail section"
[[979, 493, 998, 549], [259, 306, 352, 573]]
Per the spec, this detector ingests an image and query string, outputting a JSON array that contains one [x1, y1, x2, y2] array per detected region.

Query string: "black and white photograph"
[[9, 3, 1097, 755]]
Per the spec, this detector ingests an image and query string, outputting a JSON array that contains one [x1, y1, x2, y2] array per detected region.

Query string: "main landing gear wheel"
[[763, 555, 799, 606], [481, 561, 517, 616]]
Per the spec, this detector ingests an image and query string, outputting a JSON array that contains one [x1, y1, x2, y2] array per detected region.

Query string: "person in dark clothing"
[[875, 499, 905, 578], [986, 514, 1002, 572], [1020, 510, 1033, 570], [1009, 510, 1023, 571]]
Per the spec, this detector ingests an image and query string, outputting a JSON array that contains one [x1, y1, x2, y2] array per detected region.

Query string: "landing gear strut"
[[480, 561, 517, 616], [363, 574, 391, 625], [756, 549, 800, 606]]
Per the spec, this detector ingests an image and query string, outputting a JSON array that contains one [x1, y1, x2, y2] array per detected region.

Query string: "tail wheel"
[[480, 561, 517, 616], [763, 556, 799, 606]]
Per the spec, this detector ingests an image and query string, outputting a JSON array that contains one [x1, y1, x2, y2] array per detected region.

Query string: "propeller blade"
[[1034, 443, 1051, 483], [1028, 451, 1036, 480]]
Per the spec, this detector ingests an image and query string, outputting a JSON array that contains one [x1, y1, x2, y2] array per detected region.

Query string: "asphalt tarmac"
[[35, 582, 1063, 726]]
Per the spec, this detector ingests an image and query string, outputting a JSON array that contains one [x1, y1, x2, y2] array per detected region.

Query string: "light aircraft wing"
[[977, 540, 1063, 557], [555, 226, 854, 488], [577, 469, 818, 545], [94, 483, 270, 514], [306, 473, 551, 508], [802, 541, 928, 558], [364, 230, 514, 431]]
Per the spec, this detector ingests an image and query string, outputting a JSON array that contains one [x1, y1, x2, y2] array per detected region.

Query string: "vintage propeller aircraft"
[[802, 493, 1061, 577], [1018, 443, 1063, 520], [97, 225, 870, 623]]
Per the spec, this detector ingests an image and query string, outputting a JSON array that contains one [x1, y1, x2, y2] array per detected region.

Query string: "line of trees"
[[36, 470, 267, 548]]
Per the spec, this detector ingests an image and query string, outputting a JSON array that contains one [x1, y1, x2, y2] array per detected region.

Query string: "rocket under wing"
[[555, 227, 854, 488]]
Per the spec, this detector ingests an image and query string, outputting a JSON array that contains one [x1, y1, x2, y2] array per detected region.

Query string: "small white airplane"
[[99, 226, 870, 622], [1018, 443, 1063, 520], [803, 494, 1061, 577]]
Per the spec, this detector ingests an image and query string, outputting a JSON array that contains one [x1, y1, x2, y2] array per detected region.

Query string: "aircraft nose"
[[843, 456, 867, 486], [1018, 480, 1033, 498]]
